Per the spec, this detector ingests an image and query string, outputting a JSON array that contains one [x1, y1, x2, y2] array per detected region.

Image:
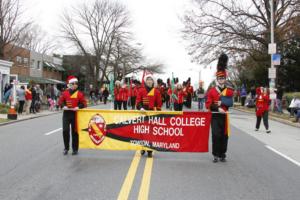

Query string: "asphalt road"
[[0, 102, 299, 200]]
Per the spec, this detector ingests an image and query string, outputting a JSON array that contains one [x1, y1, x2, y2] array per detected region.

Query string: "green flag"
[[170, 72, 177, 110], [109, 74, 114, 101]]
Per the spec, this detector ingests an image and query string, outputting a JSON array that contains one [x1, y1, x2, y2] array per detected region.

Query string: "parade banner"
[[77, 109, 212, 152]]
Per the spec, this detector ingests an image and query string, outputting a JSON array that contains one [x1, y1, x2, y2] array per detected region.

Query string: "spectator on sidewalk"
[[35, 84, 43, 112], [287, 95, 300, 118], [3, 81, 13, 104], [250, 86, 256, 99], [47, 95, 55, 111], [196, 81, 205, 111], [275, 85, 284, 114], [25, 86, 32, 115], [255, 87, 271, 133], [240, 84, 247, 106], [30, 85, 37, 114], [16, 86, 26, 114], [102, 87, 109, 104]]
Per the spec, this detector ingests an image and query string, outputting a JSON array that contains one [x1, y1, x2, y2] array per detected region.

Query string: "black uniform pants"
[[63, 111, 78, 151], [186, 94, 192, 108], [211, 113, 228, 158], [114, 101, 122, 110], [122, 101, 128, 110], [174, 103, 183, 111], [256, 111, 269, 130], [131, 96, 136, 110]]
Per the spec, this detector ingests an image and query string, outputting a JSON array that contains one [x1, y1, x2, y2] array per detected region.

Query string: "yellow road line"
[[117, 151, 141, 200], [138, 155, 154, 200]]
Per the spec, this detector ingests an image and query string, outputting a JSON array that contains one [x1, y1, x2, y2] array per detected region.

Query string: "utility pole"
[[269, 0, 277, 111], [270, 0, 275, 89]]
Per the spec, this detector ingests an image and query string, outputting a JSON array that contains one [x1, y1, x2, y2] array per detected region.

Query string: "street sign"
[[268, 68, 276, 79], [268, 43, 276, 54], [272, 54, 281, 65]]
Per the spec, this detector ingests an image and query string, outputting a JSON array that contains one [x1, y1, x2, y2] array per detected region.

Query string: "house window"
[[31, 59, 35, 68], [16, 56, 22, 64], [24, 58, 29, 65], [37, 61, 41, 69]]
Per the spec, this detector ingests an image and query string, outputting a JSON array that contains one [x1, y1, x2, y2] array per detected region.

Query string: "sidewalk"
[[0, 109, 61, 126], [233, 105, 300, 128]]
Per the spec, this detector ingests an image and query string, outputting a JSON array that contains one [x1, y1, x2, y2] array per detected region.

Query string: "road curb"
[[0, 111, 62, 127], [233, 107, 300, 128]]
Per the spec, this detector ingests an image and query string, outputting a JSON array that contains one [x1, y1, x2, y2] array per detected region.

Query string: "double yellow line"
[[117, 151, 154, 200]]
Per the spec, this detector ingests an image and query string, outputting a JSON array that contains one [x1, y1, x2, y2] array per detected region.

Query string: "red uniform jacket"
[[256, 93, 270, 116], [130, 87, 138, 97], [205, 86, 234, 112], [58, 89, 87, 109], [136, 86, 162, 111], [186, 85, 194, 95], [174, 89, 187, 104], [114, 87, 122, 101], [121, 87, 129, 101]]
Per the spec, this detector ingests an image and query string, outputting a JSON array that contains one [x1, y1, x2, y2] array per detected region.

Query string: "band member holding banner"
[[136, 74, 162, 157], [173, 83, 186, 111], [206, 54, 234, 163], [59, 76, 87, 155], [121, 83, 129, 110], [114, 81, 122, 110]]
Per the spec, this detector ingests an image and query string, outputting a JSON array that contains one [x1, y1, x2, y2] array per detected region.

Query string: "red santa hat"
[[144, 74, 156, 85], [67, 76, 78, 84]]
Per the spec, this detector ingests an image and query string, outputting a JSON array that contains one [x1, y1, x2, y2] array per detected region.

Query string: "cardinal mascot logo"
[[88, 114, 107, 145]]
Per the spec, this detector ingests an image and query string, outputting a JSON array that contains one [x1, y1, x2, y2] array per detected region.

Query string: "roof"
[[18, 76, 65, 84], [43, 61, 65, 72]]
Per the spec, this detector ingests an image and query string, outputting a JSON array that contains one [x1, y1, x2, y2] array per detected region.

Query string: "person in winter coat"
[[102, 87, 109, 104], [240, 85, 247, 106], [173, 83, 187, 111], [205, 53, 234, 163], [114, 81, 122, 110], [121, 83, 129, 110], [58, 76, 87, 155], [130, 82, 138, 110], [255, 87, 271, 133], [17, 85, 26, 114], [25, 86, 32, 115], [136, 74, 162, 158]]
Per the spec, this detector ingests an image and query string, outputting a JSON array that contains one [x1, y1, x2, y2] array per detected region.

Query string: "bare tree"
[[22, 24, 58, 55], [182, 0, 300, 64], [61, 0, 131, 88], [0, 0, 31, 59]]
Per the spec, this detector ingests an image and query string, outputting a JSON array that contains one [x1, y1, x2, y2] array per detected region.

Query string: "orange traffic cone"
[[7, 106, 17, 120]]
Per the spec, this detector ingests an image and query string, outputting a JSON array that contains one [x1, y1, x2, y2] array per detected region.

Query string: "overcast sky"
[[21, 0, 215, 88]]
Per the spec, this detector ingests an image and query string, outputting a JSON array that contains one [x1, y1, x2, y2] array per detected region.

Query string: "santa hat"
[[144, 74, 156, 85], [67, 76, 78, 84], [216, 53, 228, 78], [115, 80, 121, 85]]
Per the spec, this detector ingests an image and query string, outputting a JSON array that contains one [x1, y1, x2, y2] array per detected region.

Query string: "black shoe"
[[266, 130, 271, 133], [213, 157, 218, 163], [220, 157, 227, 162], [72, 151, 78, 155], [147, 151, 153, 158], [141, 150, 145, 156], [63, 149, 68, 155]]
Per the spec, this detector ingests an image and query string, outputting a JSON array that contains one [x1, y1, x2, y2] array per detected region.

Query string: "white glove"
[[218, 107, 226, 113]]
